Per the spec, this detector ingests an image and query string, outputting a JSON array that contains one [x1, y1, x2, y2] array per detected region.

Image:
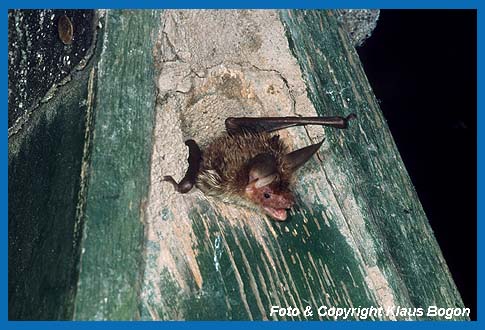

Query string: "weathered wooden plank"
[[73, 10, 160, 320], [8, 66, 92, 320], [280, 9, 466, 316], [8, 10, 97, 320]]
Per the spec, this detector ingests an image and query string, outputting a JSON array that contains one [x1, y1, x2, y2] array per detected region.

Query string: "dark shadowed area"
[[357, 9, 477, 320]]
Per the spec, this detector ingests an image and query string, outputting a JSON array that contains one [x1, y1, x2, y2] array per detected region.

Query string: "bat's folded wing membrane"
[[225, 115, 356, 134]]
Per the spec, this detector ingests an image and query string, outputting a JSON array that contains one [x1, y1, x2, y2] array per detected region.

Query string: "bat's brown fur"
[[163, 114, 355, 220], [196, 131, 294, 207]]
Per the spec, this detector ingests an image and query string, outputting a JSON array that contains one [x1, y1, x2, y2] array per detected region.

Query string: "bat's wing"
[[227, 114, 356, 172], [225, 114, 356, 134], [162, 139, 202, 193]]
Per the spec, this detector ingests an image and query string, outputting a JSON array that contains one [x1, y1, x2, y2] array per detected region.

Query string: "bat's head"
[[244, 153, 295, 221], [245, 181, 295, 221], [244, 140, 324, 221]]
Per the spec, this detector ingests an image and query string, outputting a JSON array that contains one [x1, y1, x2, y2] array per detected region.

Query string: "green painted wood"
[[8, 66, 93, 320], [280, 9, 466, 317], [73, 10, 160, 320], [8, 10, 97, 320]]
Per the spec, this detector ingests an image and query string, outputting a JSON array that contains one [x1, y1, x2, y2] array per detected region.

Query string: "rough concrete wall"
[[336, 9, 380, 47]]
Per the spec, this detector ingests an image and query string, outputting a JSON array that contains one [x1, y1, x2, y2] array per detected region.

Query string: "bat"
[[163, 114, 356, 221]]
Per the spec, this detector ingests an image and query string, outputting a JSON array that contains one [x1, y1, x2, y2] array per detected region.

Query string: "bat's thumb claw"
[[346, 113, 357, 121], [342, 113, 357, 128], [162, 175, 177, 186]]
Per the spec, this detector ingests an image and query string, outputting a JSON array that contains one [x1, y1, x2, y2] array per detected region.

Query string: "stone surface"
[[336, 9, 380, 47]]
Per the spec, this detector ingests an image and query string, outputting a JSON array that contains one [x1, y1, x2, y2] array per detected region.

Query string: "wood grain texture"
[[73, 10, 160, 320], [8, 11, 98, 320], [280, 10, 466, 317], [8, 62, 92, 320]]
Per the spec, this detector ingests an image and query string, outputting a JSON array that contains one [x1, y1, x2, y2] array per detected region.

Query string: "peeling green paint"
[[73, 10, 160, 320], [280, 10, 466, 319]]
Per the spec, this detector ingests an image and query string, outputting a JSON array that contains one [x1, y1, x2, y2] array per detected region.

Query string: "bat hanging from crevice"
[[163, 113, 356, 221]]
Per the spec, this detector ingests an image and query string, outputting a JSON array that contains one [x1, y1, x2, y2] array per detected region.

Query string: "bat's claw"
[[161, 139, 201, 194], [346, 113, 357, 121], [341, 113, 357, 128], [162, 175, 178, 189], [162, 175, 194, 193]]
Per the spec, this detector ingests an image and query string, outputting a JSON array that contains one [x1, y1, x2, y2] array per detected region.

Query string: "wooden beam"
[[73, 10, 160, 320]]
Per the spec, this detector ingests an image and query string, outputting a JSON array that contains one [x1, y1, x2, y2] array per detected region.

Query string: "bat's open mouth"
[[263, 207, 288, 221]]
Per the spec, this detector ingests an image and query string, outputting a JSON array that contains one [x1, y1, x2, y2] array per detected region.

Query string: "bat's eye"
[[263, 192, 271, 199]]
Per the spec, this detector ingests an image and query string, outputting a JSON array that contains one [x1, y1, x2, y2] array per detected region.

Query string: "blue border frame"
[[1, 0, 482, 10], [3, 0, 481, 327]]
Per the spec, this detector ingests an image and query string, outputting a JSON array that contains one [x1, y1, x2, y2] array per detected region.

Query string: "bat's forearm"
[[225, 113, 356, 133]]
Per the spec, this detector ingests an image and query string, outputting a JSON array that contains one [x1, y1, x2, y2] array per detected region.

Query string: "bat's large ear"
[[283, 139, 325, 171], [248, 153, 278, 187]]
